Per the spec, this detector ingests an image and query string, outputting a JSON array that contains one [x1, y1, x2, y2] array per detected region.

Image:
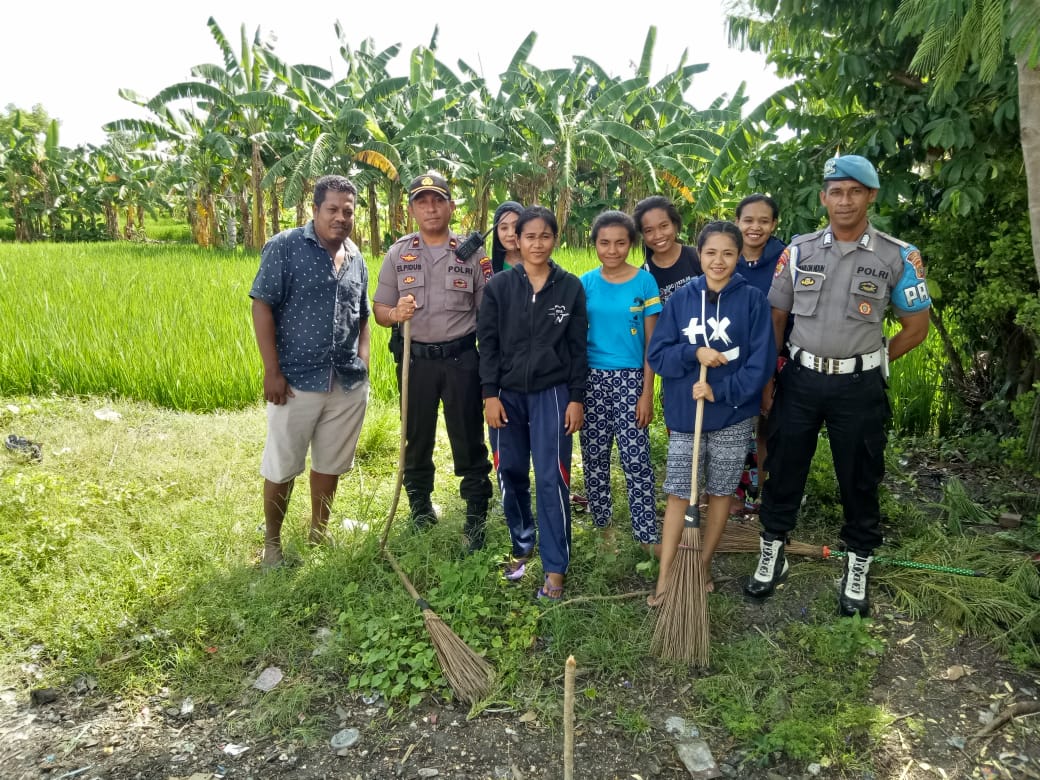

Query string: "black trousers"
[[396, 347, 492, 506], [760, 364, 890, 554]]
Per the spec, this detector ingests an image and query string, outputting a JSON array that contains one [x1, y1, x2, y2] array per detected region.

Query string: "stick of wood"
[[564, 655, 576, 780], [972, 700, 1040, 738]]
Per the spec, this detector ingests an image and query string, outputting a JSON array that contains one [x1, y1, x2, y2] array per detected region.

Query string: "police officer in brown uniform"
[[373, 173, 494, 550], [744, 155, 931, 616]]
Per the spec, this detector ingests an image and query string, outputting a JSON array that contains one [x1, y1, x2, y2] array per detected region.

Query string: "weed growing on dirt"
[[694, 616, 885, 767]]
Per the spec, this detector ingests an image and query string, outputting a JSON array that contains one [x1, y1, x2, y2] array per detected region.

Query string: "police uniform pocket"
[[847, 275, 885, 322], [790, 274, 824, 316], [397, 270, 426, 309], [444, 268, 474, 312]]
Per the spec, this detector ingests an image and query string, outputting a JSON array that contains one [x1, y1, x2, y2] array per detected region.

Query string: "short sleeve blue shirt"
[[250, 221, 370, 392], [581, 268, 662, 370]]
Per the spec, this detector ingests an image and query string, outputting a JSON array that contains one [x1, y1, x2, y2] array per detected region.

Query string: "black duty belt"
[[410, 333, 476, 360]]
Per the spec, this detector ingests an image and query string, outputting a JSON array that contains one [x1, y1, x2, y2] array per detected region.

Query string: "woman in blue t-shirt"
[[579, 211, 662, 550]]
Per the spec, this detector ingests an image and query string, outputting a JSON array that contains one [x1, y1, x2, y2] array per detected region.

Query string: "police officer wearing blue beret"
[[744, 155, 931, 616]]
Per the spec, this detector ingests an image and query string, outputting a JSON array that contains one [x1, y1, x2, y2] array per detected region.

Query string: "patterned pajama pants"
[[579, 368, 657, 543]]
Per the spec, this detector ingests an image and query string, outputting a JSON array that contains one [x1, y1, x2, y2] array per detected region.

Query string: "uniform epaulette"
[[872, 229, 913, 250], [790, 229, 825, 247], [389, 232, 420, 248]]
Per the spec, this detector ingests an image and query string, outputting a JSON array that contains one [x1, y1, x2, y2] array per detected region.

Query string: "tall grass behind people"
[[734, 194, 787, 513], [490, 201, 523, 274], [478, 206, 588, 602], [579, 211, 662, 553], [633, 195, 702, 304], [646, 222, 775, 603]]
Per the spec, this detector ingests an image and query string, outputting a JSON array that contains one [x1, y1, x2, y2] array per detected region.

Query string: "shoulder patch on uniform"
[[478, 256, 493, 281], [906, 249, 924, 279], [774, 248, 790, 278]]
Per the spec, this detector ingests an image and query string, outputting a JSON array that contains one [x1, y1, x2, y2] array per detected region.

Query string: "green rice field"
[[0, 242, 600, 411]]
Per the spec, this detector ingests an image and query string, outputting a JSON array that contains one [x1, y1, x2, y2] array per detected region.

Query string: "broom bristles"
[[422, 610, 495, 704], [715, 519, 823, 558], [650, 524, 710, 666]]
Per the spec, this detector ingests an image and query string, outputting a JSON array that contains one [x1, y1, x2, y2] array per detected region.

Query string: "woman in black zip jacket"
[[477, 206, 588, 602]]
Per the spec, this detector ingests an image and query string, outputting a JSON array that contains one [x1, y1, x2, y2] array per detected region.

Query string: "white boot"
[[743, 535, 789, 598], [838, 551, 873, 617]]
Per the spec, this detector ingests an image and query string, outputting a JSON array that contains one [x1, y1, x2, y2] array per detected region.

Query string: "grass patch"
[[2, 393, 1038, 770]]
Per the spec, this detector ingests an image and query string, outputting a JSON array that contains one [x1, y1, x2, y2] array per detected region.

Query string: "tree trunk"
[[296, 179, 312, 227], [251, 142, 266, 250], [269, 180, 281, 238], [104, 202, 120, 241], [205, 193, 218, 248], [239, 191, 252, 251], [1019, 46, 1040, 286], [367, 179, 380, 255]]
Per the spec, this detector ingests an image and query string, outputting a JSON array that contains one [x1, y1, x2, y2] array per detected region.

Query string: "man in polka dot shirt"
[[250, 174, 371, 567]]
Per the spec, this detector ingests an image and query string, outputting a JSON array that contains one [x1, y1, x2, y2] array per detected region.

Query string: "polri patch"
[[858, 301, 872, 316], [858, 280, 879, 294], [774, 251, 789, 278]]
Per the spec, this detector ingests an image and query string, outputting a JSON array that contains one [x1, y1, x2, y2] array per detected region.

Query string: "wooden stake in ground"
[[379, 320, 495, 704], [564, 655, 576, 780], [651, 364, 710, 667]]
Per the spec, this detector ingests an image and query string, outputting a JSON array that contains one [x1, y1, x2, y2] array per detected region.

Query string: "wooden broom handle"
[[380, 320, 411, 552], [689, 363, 708, 503]]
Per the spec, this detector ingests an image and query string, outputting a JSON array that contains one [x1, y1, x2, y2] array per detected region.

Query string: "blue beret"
[[822, 155, 879, 189]]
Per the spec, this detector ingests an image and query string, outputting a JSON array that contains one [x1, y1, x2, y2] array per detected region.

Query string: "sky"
[[1, 0, 787, 148]]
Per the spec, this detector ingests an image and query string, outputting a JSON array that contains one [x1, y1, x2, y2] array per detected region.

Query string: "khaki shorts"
[[260, 379, 369, 483]]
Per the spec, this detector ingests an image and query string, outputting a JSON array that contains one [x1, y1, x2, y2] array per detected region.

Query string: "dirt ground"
[[2, 459, 1038, 780]]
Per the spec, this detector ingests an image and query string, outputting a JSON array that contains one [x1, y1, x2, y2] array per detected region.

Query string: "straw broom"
[[715, 519, 821, 556], [379, 319, 495, 703], [716, 520, 988, 576], [651, 364, 710, 666]]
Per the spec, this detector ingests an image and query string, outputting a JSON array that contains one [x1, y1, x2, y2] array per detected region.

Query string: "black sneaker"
[[410, 497, 438, 531], [838, 551, 873, 617], [743, 534, 789, 599], [463, 502, 488, 553]]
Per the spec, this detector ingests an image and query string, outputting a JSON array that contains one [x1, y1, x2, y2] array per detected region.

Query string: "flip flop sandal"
[[502, 556, 528, 582], [536, 576, 564, 602]]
